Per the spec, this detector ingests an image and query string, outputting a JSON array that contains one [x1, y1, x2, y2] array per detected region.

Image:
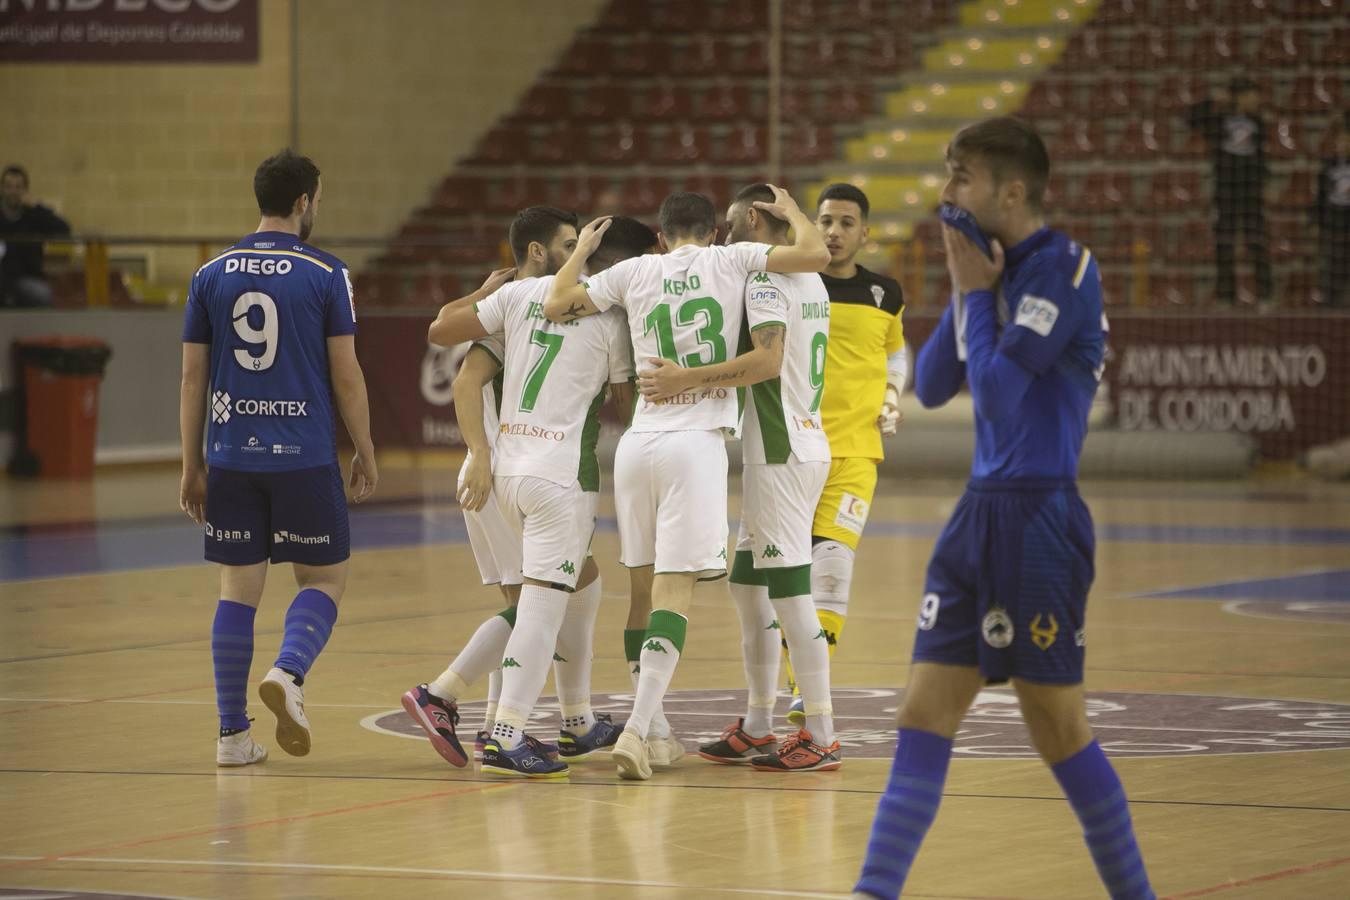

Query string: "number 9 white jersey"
[[475, 275, 634, 492], [583, 241, 776, 434]]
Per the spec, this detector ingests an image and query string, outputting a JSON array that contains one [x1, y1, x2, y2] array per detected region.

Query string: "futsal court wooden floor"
[[2, 462, 1348, 899]]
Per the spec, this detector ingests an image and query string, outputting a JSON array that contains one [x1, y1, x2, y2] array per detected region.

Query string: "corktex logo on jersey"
[[211, 390, 309, 425]]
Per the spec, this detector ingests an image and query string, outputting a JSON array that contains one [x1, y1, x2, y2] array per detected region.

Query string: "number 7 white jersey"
[[583, 241, 776, 433], [475, 275, 634, 491], [740, 269, 831, 465]]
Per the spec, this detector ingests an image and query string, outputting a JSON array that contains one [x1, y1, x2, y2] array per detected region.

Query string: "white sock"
[[628, 618, 685, 740], [493, 584, 568, 750], [555, 575, 602, 734], [628, 662, 672, 739], [811, 541, 854, 619], [430, 611, 513, 702], [482, 668, 501, 734], [731, 580, 779, 736], [773, 594, 834, 745]]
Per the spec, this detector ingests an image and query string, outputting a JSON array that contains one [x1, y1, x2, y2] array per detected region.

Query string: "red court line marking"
[[1164, 854, 1350, 898], [0, 780, 513, 871], [0, 682, 216, 717]]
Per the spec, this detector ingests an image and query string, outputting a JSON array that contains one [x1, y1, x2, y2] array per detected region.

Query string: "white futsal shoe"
[[217, 729, 268, 767], [613, 728, 652, 781], [259, 667, 311, 757], [647, 733, 685, 768]]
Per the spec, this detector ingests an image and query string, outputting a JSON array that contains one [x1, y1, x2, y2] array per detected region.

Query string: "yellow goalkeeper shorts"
[[810, 457, 878, 551]]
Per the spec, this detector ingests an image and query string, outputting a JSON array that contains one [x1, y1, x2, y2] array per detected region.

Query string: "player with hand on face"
[[853, 117, 1152, 900]]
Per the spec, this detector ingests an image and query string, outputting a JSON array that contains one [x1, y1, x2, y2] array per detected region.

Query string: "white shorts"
[[494, 474, 597, 590], [735, 460, 830, 569], [614, 429, 728, 576], [459, 456, 522, 587]]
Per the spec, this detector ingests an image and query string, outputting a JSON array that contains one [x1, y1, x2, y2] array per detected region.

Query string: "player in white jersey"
[[544, 187, 831, 780], [410, 213, 656, 777], [403, 208, 586, 768], [643, 184, 840, 772]]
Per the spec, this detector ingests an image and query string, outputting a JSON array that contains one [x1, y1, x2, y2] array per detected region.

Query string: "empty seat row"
[[553, 32, 913, 78], [465, 122, 834, 167], [512, 81, 874, 125]]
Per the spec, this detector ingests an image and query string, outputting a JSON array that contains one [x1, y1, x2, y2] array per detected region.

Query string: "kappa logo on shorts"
[[501, 657, 521, 668], [766, 620, 781, 631], [835, 493, 869, 535], [761, 544, 783, 559], [557, 560, 576, 576], [1030, 613, 1059, 651], [553, 652, 567, 663]]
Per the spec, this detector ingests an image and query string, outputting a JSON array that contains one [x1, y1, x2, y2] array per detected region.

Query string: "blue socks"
[[273, 589, 338, 685], [212, 600, 257, 734], [1052, 741, 1155, 900], [854, 728, 953, 899]]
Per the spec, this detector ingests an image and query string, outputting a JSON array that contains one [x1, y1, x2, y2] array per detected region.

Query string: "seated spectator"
[[0, 165, 71, 308], [1312, 114, 1350, 309]]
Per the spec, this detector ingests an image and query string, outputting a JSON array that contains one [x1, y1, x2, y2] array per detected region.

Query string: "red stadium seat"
[[574, 84, 631, 121], [649, 123, 710, 164], [1175, 221, 1215, 263], [782, 123, 834, 164], [671, 34, 719, 76], [596, 0, 645, 32], [693, 80, 753, 121], [1151, 274, 1196, 307], [1058, 28, 1104, 69], [1086, 79, 1145, 120], [1275, 170, 1316, 210], [1142, 170, 1202, 213], [779, 82, 815, 123], [725, 36, 770, 76], [1054, 119, 1104, 161], [612, 35, 671, 76], [783, 0, 829, 31], [591, 122, 650, 165], [1281, 0, 1339, 20], [526, 123, 586, 165], [553, 172, 609, 213], [1114, 118, 1171, 161], [715, 125, 767, 164], [818, 83, 875, 122], [683, 170, 732, 205], [1095, 0, 1150, 24], [865, 33, 913, 74], [1188, 27, 1241, 71], [1322, 27, 1350, 66], [649, 0, 708, 32], [515, 84, 569, 122], [1269, 118, 1308, 159], [1230, 0, 1275, 23], [1020, 78, 1072, 119], [554, 34, 611, 77], [710, 0, 767, 31], [1288, 72, 1341, 112], [635, 80, 693, 120], [1258, 27, 1310, 67], [1174, 0, 1220, 25], [433, 176, 486, 212], [1068, 170, 1133, 214], [619, 175, 671, 217], [484, 174, 549, 214], [466, 125, 528, 165]]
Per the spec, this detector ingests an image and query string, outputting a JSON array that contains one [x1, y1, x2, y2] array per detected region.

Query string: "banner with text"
[[1, 0, 259, 63]]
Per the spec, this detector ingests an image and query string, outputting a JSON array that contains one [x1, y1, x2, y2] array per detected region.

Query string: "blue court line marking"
[[1137, 569, 1350, 602], [3, 508, 1349, 583]]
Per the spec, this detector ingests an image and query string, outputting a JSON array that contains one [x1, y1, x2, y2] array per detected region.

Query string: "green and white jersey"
[[740, 270, 832, 465], [475, 276, 633, 492], [583, 242, 775, 434]]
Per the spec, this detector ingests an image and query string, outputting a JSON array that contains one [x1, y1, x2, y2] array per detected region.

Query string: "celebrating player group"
[[181, 115, 1153, 899]]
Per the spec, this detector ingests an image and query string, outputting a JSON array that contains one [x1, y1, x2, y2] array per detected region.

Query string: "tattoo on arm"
[[561, 302, 586, 321], [752, 324, 785, 350], [697, 367, 748, 385]]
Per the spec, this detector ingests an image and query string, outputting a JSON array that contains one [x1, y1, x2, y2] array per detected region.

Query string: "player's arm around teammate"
[[427, 265, 515, 347], [451, 345, 501, 513]]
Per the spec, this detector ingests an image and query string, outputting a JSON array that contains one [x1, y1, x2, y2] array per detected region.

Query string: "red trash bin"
[[13, 337, 112, 479]]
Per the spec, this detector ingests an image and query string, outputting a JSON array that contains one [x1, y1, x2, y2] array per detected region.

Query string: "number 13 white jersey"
[[475, 275, 633, 491], [583, 241, 775, 434]]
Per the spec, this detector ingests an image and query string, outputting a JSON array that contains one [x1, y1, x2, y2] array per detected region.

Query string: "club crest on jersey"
[[871, 284, 885, 307], [982, 608, 1014, 648]]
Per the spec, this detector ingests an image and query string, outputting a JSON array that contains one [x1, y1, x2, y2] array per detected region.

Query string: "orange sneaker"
[[750, 729, 841, 772], [697, 718, 778, 764]]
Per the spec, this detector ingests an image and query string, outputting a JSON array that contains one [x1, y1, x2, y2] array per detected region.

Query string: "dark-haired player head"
[[254, 149, 321, 243], [725, 183, 790, 246], [816, 182, 870, 279], [656, 191, 718, 251], [941, 115, 1049, 249], [586, 215, 658, 273], [508, 206, 579, 277]]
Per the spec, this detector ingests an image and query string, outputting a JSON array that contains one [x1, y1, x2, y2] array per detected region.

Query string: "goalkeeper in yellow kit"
[[786, 183, 906, 724]]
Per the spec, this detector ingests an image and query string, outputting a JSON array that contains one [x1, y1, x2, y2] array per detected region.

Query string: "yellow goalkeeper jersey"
[[818, 265, 905, 461]]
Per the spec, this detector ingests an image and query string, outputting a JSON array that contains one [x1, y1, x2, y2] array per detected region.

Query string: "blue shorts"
[[204, 463, 350, 567], [911, 479, 1094, 685]]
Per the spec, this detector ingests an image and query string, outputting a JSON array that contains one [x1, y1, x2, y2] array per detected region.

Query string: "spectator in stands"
[[0, 165, 71, 308], [1312, 113, 1349, 309], [1187, 77, 1273, 307]]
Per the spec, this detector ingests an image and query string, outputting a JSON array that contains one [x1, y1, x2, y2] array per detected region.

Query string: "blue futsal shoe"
[[481, 737, 569, 779], [558, 713, 624, 761]]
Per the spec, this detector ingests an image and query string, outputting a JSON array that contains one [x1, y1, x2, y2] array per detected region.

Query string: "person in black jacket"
[[1187, 77, 1273, 306], [1312, 115, 1349, 309], [0, 165, 71, 308]]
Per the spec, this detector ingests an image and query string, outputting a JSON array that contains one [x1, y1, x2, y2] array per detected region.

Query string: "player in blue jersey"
[[179, 150, 377, 767], [853, 119, 1154, 900]]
